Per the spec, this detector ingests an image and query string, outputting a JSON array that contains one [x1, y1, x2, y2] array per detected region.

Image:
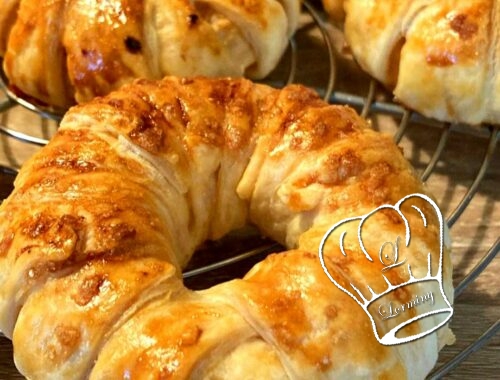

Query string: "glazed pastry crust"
[[0, 0, 298, 108], [0, 77, 453, 379], [325, 0, 499, 125]]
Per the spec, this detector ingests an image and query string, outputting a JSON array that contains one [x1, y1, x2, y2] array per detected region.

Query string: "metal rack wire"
[[0, 1, 498, 378]]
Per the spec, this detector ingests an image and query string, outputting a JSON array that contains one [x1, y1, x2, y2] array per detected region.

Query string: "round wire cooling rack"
[[0, 1, 498, 378]]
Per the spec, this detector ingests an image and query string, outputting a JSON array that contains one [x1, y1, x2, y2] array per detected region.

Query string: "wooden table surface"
[[0, 5, 498, 379]]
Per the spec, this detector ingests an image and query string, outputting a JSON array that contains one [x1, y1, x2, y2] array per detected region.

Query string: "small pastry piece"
[[324, 0, 499, 125], [0, 0, 299, 108]]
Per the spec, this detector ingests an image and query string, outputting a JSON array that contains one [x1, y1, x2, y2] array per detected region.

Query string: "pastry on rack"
[[0, 76, 454, 379], [323, 0, 498, 126], [0, 0, 300, 109]]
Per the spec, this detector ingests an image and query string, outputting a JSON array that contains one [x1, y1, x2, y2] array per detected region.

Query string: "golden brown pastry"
[[0, 0, 299, 109], [0, 0, 19, 54], [324, 0, 498, 126], [322, 0, 345, 21], [0, 77, 454, 379]]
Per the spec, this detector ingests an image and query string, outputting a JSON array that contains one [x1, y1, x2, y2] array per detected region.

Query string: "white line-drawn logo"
[[318, 193, 453, 345]]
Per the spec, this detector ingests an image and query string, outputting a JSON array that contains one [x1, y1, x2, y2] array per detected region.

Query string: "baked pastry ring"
[[323, 0, 498, 126], [0, 0, 299, 109], [0, 77, 454, 379]]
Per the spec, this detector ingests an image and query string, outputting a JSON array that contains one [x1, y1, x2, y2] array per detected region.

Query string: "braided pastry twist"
[[0, 77, 454, 379]]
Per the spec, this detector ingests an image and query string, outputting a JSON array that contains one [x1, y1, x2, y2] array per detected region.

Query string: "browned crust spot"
[[450, 14, 478, 40]]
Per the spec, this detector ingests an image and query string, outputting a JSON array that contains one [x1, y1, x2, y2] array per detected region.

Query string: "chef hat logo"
[[318, 193, 453, 345]]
